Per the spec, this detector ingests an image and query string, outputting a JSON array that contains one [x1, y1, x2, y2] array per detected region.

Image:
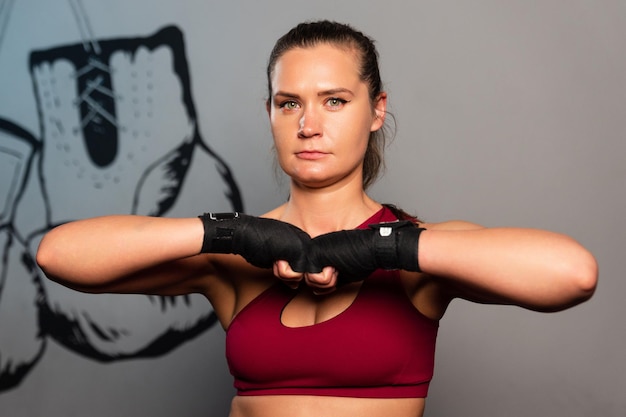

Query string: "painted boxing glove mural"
[[0, 119, 45, 391], [0, 25, 242, 391]]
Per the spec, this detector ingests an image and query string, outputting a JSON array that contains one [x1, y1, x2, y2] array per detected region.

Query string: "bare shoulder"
[[420, 219, 484, 231]]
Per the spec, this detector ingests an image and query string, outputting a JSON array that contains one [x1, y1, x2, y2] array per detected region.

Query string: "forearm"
[[36, 215, 204, 289], [418, 227, 598, 311]]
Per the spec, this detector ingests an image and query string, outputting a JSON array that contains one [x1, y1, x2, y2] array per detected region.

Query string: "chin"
[[293, 174, 357, 191]]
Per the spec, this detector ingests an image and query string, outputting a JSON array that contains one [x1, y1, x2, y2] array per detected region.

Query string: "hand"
[[199, 213, 311, 272], [308, 229, 377, 284], [273, 260, 338, 294], [308, 221, 425, 285]]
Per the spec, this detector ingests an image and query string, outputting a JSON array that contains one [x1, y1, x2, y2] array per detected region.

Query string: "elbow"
[[554, 249, 599, 310], [36, 242, 94, 293], [36, 230, 113, 294], [36, 233, 73, 287], [572, 250, 599, 302], [35, 235, 55, 280], [530, 247, 598, 313]]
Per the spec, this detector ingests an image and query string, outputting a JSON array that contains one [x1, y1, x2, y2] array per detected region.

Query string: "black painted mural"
[[0, 4, 242, 392]]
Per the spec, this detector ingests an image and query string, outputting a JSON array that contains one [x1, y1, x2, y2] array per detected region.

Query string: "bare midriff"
[[229, 395, 426, 417]]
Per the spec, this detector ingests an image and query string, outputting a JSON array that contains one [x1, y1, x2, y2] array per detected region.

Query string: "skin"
[[36, 43, 598, 417]]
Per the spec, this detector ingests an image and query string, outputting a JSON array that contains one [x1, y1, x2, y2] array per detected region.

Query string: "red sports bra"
[[225, 207, 439, 398]]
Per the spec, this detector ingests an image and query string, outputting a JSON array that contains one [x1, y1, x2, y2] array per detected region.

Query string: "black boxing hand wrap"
[[309, 221, 426, 284], [199, 212, 241, 254], [369, 220, 425, 272], [308, 230, 378, 282], [198, 212, 311, 272]]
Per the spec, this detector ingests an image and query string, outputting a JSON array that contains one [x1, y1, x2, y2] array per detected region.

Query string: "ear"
[[266, 99, 271, 117], [371, 92, 388, 132]]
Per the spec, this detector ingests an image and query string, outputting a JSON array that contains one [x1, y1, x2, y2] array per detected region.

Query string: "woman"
[[36, 21, 598, 417]]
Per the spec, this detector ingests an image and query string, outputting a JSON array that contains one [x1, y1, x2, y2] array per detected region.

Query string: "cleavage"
[[281, 282, 363, 328]]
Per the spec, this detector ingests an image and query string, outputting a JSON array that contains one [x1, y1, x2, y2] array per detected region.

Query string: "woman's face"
[[268, 43, 386, 190]]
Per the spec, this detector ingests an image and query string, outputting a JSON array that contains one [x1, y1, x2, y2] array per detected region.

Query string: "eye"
[[326, 97, 348, 108], [279, 100, 300, 111]]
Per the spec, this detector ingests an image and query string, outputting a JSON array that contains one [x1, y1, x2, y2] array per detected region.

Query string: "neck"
[[277, 178, 381, 237]]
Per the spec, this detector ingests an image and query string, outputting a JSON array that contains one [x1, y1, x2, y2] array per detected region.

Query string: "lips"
[[296, 150, 328, 160]]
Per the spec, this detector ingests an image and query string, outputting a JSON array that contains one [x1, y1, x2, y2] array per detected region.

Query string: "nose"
[[297, 107, 322, 139]]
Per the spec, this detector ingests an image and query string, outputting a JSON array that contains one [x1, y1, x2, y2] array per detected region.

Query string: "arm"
[[307, 220, 598, 312], [36, 213, 313, 296], [36, 215, 210, 295], [418, 221, 598, 312]]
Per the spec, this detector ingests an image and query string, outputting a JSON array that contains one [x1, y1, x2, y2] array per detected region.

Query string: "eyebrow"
[[273, 87, 355, 100]]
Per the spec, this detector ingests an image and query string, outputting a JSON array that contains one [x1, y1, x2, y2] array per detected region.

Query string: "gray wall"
[[0, 1, 624, 416]]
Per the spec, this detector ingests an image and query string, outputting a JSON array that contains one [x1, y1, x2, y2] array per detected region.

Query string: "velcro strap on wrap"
[[369, 220, 425, 272], [369, 220, 408, 269], [199, 212, 241, 254]]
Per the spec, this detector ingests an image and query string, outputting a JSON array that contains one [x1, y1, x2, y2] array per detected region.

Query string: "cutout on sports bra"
[[280, 282, 363, 328]]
